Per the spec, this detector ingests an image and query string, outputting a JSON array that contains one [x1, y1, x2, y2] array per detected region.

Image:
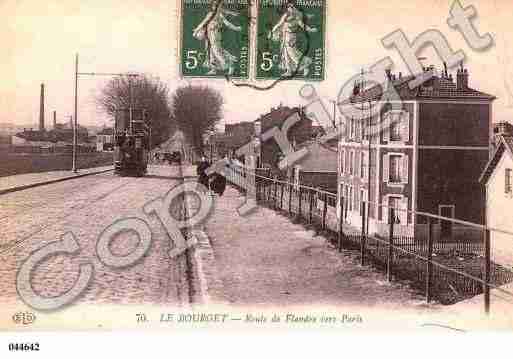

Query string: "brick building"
[[338, 65, 495, 240]]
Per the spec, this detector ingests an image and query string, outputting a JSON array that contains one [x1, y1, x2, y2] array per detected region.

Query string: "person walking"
[[197, 156, 210, 191]]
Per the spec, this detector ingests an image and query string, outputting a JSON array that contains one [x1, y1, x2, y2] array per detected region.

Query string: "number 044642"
[[8, 343, 40, 351]]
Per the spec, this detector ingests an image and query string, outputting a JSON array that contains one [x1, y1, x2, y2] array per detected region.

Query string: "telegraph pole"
[[72, 51, 139, 171], [72, 53, 78, 173]]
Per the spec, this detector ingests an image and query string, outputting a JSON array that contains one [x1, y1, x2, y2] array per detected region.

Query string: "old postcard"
[[3, 0, 513, 352]]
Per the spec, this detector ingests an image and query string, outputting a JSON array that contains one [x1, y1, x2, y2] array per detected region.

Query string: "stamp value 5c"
[[181, 0, 251, 79], [256, 0, 326, 81]]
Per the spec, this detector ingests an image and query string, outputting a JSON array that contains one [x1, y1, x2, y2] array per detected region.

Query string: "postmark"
[[256, 0, 326, 81], [180, 0, 251, 79]]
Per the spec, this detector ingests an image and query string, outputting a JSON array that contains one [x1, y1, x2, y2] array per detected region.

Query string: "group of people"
[[196, 157, 226, 196]]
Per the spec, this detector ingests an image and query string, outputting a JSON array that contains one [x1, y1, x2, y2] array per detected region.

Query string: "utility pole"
[[72, 53, 78, 173], [72, 51, 139, 171], [366, 100, 372, 236]]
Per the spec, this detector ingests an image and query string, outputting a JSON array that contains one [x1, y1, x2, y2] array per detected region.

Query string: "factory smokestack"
[[53, 111, 57, 129], [39, 83, 45, 131]]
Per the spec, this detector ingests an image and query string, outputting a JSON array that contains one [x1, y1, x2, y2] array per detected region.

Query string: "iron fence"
[[224, 163, 513, 313]]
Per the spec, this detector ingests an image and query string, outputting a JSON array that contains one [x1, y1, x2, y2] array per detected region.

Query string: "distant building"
[[338, 65, 495, 239], [214, 122, 255, 159], [255, 105, 313, 170], [492, 121, 513, 149], [480, 135, 513, 264], [13, 125, 89, 145], [288, 141, 338, 193]]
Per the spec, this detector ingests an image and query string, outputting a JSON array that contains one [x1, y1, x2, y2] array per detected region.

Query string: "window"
[[389, 155, 402, 183], [390, 119, 401, 141], [506, 168, 512, 194], [383, 110, 410, 143], [383, 153, 408, 184]]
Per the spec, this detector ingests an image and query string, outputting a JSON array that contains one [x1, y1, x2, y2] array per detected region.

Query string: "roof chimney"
[[353, 81, 360, 96], [39, 83, 45, 131], [457, 63, 469, 90], [385, 69, 392, 80]]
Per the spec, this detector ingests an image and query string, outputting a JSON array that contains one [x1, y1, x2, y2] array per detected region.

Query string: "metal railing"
[[224, 163, 513, 314]]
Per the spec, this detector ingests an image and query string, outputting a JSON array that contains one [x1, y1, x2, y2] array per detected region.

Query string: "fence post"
[[387, 207, 394, 282], [288, 183, 293, 215], [298, 187, 302, 219], [309, 190, 314, 224], [361, 200, 366, 266], [280, 182, 284, 210], [426, 217, 433, 303], [338, 197, 344, 252], [322, 192, 328, 230], [484, 228, 491, 315], [273, 177, 278, 209]]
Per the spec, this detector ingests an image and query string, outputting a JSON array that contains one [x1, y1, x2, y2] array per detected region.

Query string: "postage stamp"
[[180, 0, 251, 79], [255, 0, 326, 81]]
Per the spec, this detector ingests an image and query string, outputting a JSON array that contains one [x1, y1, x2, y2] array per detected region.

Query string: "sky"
[[2, 0, 513, 128]]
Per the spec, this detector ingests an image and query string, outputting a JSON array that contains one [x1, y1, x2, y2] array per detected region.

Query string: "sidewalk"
[[202, 186, 430, 310], [0, 166, 113, 195]]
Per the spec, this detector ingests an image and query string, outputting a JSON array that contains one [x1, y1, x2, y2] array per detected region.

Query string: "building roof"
[[340, 69, 496, 106], [292, 141, 338, 172], [255, 106, 311, 129], [97, 128, 114, 135], [479, 135, 513, 184]]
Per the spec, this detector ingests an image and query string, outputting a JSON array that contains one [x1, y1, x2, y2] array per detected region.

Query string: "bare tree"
[[171, 85, 223, 154], [97, 75, 174, 148]]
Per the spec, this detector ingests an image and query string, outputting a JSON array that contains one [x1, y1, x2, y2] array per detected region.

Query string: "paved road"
[[0, 165, 192, 307]]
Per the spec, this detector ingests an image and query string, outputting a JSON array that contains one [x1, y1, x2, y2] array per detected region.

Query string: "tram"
[[113, 108, 150, 177]]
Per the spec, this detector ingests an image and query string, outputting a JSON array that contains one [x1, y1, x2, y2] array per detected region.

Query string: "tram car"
[[113, 108, 150, 177]]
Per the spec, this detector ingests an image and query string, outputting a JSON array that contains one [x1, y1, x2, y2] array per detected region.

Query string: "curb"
[[0, 168, 114, 196], [187, 229, 224, 306]]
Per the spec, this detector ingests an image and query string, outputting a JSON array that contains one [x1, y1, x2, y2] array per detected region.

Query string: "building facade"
[[480, 135, 513, 265], [338, 65, 495, 240]]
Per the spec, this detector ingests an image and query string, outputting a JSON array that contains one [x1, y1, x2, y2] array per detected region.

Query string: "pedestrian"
[[210, 172, 227, 196], [197, 156, 210, 191]]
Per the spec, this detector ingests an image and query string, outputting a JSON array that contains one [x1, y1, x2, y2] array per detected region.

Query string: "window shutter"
[[345, 150, 349, 173], [400, 197, 408, 224], [401, 111, 410, 142], [383, 113, 390, 143], [340, 149, 345, 174], [365, 152, 369, 180], [383, 153, 390, 183], [401, 155, 409, 184], [355, 151, 360, 177], [355, 188, 359, 212]]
